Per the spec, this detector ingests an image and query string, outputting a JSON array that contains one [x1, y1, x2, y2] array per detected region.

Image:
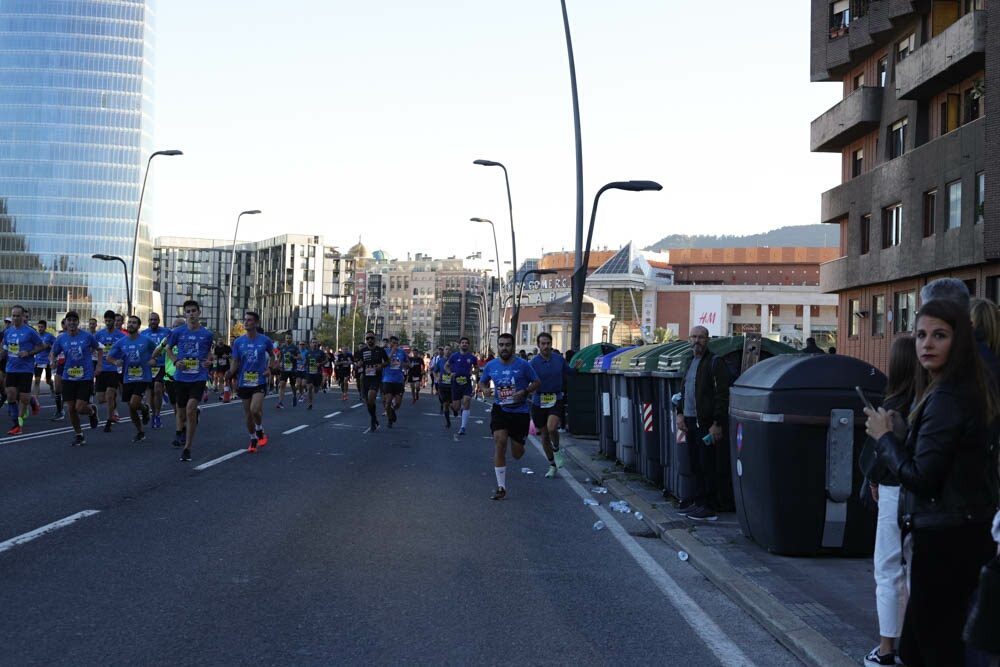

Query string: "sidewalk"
[[561, 432, 876, 667]]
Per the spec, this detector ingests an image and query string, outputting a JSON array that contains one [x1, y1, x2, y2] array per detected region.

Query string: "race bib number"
[[541, 393, 557, 409], [36, 362, 48, 368], [497, 385, 516, 405], [456, 376, 468, 385], [7, 343, 18, 353], [309, 361, 318, 373], [68, 366, 83, 379], [365, 365, 377, 377], [127, 366, 143, 378], [244, 371, 259, 386], [283, 362, 293, 371], [181, 358, 199, 373], [103, 344, 112, 352], [151, 367, 161, 376], [441, 373, 451, 384], [391, 358, 401, 369]]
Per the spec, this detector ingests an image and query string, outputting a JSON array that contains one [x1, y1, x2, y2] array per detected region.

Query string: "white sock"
[[495, 466, 506, 489], [462, 409, 470, 429]]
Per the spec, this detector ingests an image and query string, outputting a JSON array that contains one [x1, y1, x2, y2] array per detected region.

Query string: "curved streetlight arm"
[[130, 149, 182, 315], [227, 209, 261, 343], [471, 217, 502, 340], [514, 269, 557, 344], [93, 254, 131, 316], [472, 160, 516, 334]]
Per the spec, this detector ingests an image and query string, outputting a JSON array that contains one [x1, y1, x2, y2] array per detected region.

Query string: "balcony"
[[810, 86, 883, 152], [896, 11, 986, 100]]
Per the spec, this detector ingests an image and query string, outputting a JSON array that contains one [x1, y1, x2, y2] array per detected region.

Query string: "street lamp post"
[[570, 181, 662, 351], [227, 209, 261, 343], [559, 0, 585, 354], [470, 217, 502, 341], [472, 159, 517, 334], [130, 149, 182, 315], [515, 269, 557, 349], [92, 254, 131, 316]]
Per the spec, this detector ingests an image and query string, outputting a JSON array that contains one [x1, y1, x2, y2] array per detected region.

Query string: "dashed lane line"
[[193, 449, 246, 471], [0, 510, 101, 554], [282, 425, 308, 435]]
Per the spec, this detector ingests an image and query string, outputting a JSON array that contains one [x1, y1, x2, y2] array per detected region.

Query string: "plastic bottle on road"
[[592, 520, 606, 531]]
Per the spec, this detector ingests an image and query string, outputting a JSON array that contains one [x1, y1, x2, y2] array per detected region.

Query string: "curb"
[[566, 444, 856, 667]]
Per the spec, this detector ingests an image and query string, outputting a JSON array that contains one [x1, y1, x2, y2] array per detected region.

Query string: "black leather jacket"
[[877, 382, 999, 530]]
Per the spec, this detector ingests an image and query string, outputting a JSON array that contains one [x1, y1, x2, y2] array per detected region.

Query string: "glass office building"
[[0, 0, 155, 322]]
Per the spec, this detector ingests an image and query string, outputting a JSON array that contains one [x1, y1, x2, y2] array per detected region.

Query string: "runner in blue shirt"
[[529, 332, 573, 477], [4, 305, 46, 435], [93, 310, 126, 431], [140, 311, 171, 430], [479, 332, 540, 500], [166, 299, 216, 462], [380, 336, 410, 427], [107, 315, 158, 443], [227, 311, 274, 452], [300, 338, 327, 411], [294, 340, 308, 407], [32, 319, 57, 404], [432, 344, 459, 429], [50, 310, 103, 445], [445, 336, 479, 435]]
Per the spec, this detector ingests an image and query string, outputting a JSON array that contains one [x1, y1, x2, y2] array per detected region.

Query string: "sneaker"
[[111, 411, 120, 423], [675, 499, 697, 515], [276, 402, 285, 410], [103, 420, 113, 433], [151, 415, 162, 429], [685, 505, 718, 521], [490, 487, 506, 501], [29, 395, 39, 415], [342, 394, 348, 401], [444, 415, 451, 428], [50, 410, 65, 422], [132, 431, 146, 443], [72, 433, 85, 447], [202, 390, 209, 402], [307, 404, 313, 410], [458, 427, 466, 436], [256, 431, 268, 447], [370, 421, 379, 432], [553, 449, 565, 468], [247, 439, 258, 453], [863, 647, 897, 666], [89, 407, 99, 430], [7, 425, 22, 435], [180, 448, 192, 462], [141, 405, 150, 425], [545, 464, 557, 478]]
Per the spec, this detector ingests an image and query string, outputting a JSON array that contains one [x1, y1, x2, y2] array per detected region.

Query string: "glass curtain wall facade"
[[0, 0, 155, 321]]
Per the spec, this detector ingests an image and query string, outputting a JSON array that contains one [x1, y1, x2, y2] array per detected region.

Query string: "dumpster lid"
[[655, 336, 799, 374], [571, 343, 618, 373], [734, 353, 885, 391], [594, 346, 637, 372], [608, 346, 648, 373], [626, 341, 681, 373]]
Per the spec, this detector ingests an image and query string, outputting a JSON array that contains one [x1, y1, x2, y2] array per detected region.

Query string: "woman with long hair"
[[865, 298, 999, 666]]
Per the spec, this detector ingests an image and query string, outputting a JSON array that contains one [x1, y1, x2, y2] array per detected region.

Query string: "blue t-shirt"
[[35, 331, 57, 366], [4, 324, 44, 374], [166, 326, 215, 383], [302, 349, 325, 375], [108, 335, 158, 384], [529, 352, 570, 407], [447, 352, 477, 388], [480, 357, 539, 414], [381, 348, 409, 384], [231, 334, 274, 388], [52, 331, 101, 382], [432, 357, 449, 383], [140, 326, 171, 366], [295, 348, 307, 373], [93, 328, 125, 373]]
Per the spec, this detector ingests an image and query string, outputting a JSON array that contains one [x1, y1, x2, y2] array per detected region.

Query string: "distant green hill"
[[644, 224, 837, 251]]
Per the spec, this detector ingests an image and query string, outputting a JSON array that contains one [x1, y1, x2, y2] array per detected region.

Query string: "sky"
[[151, 1, 843, 266]]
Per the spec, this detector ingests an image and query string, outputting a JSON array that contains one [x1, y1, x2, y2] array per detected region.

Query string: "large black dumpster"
[[565, 343, 617, 437], [593, 346, 635, 457], [624, 343, 677, 487], [729, 354, 885, 556]]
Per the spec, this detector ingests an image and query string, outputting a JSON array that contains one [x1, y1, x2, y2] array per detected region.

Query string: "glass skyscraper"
[[0, 0, 155, 322]]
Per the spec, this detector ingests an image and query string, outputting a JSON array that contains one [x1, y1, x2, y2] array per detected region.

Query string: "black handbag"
[[964, 554, 1000, 655]]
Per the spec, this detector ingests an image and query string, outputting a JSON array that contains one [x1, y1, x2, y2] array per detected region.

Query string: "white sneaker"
[[545, 464, 557, 478]]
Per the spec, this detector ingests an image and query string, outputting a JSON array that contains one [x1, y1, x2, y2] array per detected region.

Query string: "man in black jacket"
[[675, 326, 731, 521]]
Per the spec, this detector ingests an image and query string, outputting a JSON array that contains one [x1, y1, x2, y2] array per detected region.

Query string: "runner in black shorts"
[[407, 350, 423, 404], [433, 344, 456, 428], [275, 332, 300, 409], [333, 345, 353, 401], [301, 338, 327, 410], [355, 331, 388, 431]]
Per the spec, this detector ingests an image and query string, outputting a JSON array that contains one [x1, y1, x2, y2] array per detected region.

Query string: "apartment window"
[[848, 298, 860, 337], [882, 204, 902, 248], [830, 0, 850, 35], [896, 33, 914, 62], [941, 93, 960, 134], [872, 294, 886, 336], [923, 190, 937, 237], [853, 72, 865, 90], [860, 214, 871, 254], [964, 87, 981, 123], [851, 149, 863, 178], [889, 118, 907, 159], [893, 291, 916, 333], [975, 172, 985, 224], [986, 275, 1000, 304], [878, 56, 888, 87], [946, 180, 962, 229]]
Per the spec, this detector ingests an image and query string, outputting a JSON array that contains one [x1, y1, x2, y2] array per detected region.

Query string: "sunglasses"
[[366, 337, 375, 341]]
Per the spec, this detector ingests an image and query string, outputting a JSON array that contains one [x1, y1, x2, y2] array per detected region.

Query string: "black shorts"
[[33, 364, 51, 379], [531, 399, 566, 429], [490, 404, 530, 444], [237, 385, 267, 401], [335, 369, 351, 380], [381, 381, 404, 396], [95, 371, 120, 392], [150, 366, 166, 383], [62, 380, 93, 403], [164, 380, 176, 404], [5, 372, 32, 394], [173, 380, 206, 407], [361, 377, 381, 395], [280, 370, 296, 383], [122, 382, 149, 401], [437, 387, 452, 403], [215, 363, 230, 374], [307, 373, 322, 388]]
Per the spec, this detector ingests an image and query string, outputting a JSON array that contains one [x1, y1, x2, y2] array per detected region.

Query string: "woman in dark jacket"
[[865, 298, 999, 666]]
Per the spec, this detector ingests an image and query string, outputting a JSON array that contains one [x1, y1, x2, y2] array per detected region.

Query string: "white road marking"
[[324, 411, 341, 418], [351, 403, 364, 409], [0, 510, 101, 554], [194, 449, 247, 471], [527, 436, 759, 667], [283, 425, 308, 435]]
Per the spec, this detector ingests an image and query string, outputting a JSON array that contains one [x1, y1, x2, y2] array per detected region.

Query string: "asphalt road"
[[0, 385, 802, 666]]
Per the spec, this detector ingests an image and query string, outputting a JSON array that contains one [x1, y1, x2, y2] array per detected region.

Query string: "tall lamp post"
[[93, 254, 131, 316], [570, 181, 662, 351], [515, 269, 557, 348], [199, 285, 225, 334], [472, 159, 517, 332], [130, 149, 182, 314], [470, 217, 502, 340], [227, 209, 261, 343]]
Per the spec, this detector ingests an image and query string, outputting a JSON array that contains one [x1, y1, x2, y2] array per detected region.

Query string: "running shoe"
[[141, 404, 150, 425], [553, 449, 565, 468], [171, 434, 184, 447], [151, 415, 162, 429], [103, 420, 112, 433], [370, 420, 379, 432], [275, 402, 285, 410], [202, 390, 208, 402], [256, 431, 268, 447], [307, 404, 313, 410], [29, 395, 39, 415], [89, 407, 99, 429], [72, 433, 85, 447], [50, 410, 65, 422], [132, 431, 146, 443], [545, 464, 557, 478], [247, 438, 258, 453], [111, 411, 120, 423], [863, 647, 897, 666], [7, 425, 22, 435], [342, 394, 348, 401], [180, 448, 191, 462], [458, 427, 466, 436], [490, 487, 506, 501]]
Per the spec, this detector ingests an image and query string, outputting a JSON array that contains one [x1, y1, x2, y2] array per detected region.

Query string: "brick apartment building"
[[811, 0, 997, 370]]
